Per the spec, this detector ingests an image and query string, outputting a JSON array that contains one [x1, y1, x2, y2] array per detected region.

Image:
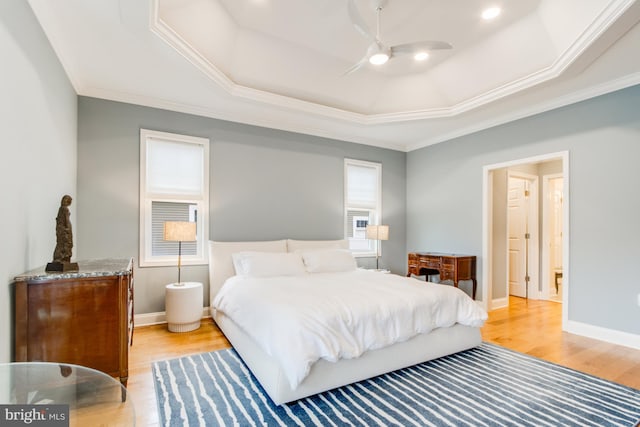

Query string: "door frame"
[[541, 173, 564, 301], [482, 151, 569, 329], [506, 171, 539, 300]]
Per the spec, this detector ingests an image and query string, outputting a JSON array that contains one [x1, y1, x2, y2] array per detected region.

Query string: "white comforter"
[[212, 269, 487, 389]]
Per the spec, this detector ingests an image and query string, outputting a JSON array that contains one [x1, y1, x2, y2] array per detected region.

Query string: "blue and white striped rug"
[[152, 343, 640, 426]]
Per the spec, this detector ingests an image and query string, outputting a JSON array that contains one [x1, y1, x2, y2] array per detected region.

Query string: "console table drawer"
[[420, 258, 441, 269], [441, 257, 455, 267], [440, 257, 456, 275], [440, 263, 455, 272], [408, 254, 419, 269]]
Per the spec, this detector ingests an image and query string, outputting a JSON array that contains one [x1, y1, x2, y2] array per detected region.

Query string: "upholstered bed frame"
[[208, 239, 482, 405]]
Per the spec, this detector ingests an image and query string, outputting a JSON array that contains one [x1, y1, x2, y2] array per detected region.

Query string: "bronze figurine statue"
[[46, 195, 79, 272]]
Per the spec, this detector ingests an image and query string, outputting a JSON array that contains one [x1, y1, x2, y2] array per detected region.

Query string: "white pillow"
[[232, 251, 306, 278], [301, 249, 357, 273]]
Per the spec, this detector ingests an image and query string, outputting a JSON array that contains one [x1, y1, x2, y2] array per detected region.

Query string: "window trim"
[[139, 129, 210, 267], [344, 158, 382, 258]]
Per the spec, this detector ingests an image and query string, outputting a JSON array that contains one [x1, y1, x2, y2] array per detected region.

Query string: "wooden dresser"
[[407, 252, 477, 299], [14, 258, 134, 386]]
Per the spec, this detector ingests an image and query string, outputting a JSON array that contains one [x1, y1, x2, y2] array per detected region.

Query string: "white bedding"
[[212, 269, 487, 389]]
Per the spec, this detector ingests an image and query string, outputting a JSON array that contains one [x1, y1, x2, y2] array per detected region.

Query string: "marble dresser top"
[[15, 258, 133, 282]]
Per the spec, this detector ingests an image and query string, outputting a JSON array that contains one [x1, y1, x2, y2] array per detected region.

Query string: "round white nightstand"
[[165, 282, 203, 333]]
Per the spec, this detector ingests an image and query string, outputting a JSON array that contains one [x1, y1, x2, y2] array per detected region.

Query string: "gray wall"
[[77, 97, 406, 314], [407, 84, 640, 335], [6, 0, 636, 347], [1, 1, 77, 362]]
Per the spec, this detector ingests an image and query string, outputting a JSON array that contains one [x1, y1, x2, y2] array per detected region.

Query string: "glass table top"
[[0, 362, 134, 426]]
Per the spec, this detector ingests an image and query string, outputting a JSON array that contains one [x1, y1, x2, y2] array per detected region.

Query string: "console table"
[[407, 252, 477, 299], [14, 258, 134, 386]]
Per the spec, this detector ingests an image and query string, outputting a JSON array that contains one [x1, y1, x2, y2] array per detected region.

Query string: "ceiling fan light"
[[369, 52, 389, 65], [414, 52, 429, 61], [482, 7, 501, 20]]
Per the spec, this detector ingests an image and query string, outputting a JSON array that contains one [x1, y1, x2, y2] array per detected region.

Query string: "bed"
[[208, 239, 487, 405]]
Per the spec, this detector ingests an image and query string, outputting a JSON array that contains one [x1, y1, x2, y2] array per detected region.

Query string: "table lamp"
[[366, 224, 389, 270], [163, 221, 197, 285]]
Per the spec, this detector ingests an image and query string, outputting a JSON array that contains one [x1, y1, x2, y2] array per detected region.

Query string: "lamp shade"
[[366, 225, 389, 241], [163, 221, 196, 242]]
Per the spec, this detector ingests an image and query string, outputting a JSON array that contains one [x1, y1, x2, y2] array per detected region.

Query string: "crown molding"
[[406, 71, 640, 151], [78, 84, 408, 151], [149, 2, 235, 93], [78, 68, 640, 155]]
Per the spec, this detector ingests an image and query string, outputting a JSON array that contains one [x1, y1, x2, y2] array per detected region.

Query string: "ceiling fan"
[[345, 0, 453, 74]]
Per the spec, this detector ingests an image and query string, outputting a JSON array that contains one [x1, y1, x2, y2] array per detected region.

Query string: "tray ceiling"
[[28, 0, 640, 151]]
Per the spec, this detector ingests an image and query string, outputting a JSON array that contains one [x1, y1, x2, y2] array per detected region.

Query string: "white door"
[[508, 177, 529, 297]]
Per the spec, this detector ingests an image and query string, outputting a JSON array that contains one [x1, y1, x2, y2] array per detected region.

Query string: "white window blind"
[[344, 159, 381, 256], [140, 129, 209, 267], [346, 164, 379, 208], [146, 138, 204, 196]]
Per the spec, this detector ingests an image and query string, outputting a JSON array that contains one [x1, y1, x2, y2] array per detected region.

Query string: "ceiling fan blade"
[[347, 0, 374, 40], [391, 40, 453, 56], [343, 54, 369, 75]]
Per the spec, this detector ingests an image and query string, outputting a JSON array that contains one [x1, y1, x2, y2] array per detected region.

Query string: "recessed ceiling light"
[[482, 7, 501, 20], [414, 52, 429, 61]]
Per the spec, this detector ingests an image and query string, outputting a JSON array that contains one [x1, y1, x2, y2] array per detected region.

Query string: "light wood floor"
[[128, 297, 640, 426]]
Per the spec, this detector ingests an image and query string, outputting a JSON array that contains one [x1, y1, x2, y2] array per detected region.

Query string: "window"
[[140, 129, 209, 266], [344, 159, 382, 256]]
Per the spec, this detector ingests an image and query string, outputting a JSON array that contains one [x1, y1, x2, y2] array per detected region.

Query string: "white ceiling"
[[28, 0, 640, 152]]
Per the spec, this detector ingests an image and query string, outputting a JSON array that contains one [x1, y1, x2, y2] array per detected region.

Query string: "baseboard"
[[565, 320, 640, 350], [490, 297, 508, 310], [134, 307, 211, 327]]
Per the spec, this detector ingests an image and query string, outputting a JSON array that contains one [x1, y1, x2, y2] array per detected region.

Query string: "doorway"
[[482, 151, 569, 329]]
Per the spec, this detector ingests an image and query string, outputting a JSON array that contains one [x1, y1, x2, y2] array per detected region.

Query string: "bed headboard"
[[286, 239, 348, 252], [208, 239, 348, 306]]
